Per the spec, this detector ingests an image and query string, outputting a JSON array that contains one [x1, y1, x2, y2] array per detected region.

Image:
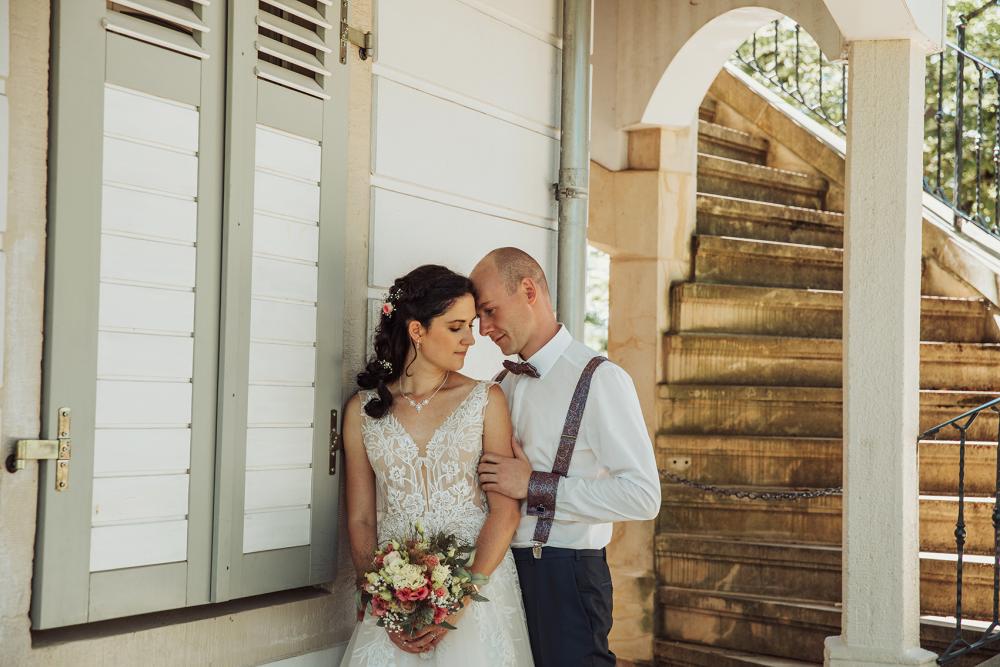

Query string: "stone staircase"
[[654, 98, 1000, 665]]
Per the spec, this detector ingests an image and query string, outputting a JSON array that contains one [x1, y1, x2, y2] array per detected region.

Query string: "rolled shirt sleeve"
[[550, 363, 662, 523]]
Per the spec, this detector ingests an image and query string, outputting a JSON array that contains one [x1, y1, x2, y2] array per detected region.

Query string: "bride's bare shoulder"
[[448, 373, 482, 389]]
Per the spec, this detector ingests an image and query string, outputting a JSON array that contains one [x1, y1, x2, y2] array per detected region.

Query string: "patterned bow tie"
[[502, 359, 540, 378]]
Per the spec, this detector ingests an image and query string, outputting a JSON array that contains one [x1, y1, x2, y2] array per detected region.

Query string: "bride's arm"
[[470, 384, 521, 578], [343, 394, 378, 582], [413, 385, 522, 652]]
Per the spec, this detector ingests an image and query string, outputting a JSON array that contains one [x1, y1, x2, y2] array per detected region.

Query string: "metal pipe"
[[556, 0, 592, 338]]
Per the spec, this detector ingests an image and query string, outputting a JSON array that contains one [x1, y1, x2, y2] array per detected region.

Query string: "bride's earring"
[[415, 339, 422, 352]]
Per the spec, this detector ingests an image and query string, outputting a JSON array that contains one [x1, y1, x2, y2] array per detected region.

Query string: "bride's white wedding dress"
[[340, 381, 534, 666]]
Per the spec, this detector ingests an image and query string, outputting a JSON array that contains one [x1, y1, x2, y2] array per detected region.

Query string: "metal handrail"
[[920, 396, 1000, 665]]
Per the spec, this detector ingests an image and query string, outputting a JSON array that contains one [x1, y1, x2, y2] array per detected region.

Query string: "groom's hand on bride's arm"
[[478, 437, 532, 500]]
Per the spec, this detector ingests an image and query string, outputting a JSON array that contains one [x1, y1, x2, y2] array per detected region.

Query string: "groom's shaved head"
[[480, 247, 549, 296], [471, 247, 558, 358]]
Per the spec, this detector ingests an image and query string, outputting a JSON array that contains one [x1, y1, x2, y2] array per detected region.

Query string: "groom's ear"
[[522, 278, 538, 305]]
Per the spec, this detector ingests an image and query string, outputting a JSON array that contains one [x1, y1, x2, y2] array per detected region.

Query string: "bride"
[[339, 264, 534, 666]]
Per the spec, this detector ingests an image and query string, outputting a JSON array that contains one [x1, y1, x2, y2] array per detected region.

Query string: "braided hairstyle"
[[357, 264, 476, 418]]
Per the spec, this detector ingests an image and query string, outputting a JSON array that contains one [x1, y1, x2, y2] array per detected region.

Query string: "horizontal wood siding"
[[371, 0, 561, 379]]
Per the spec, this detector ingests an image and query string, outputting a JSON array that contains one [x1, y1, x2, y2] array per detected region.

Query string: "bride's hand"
[[417, 597, 471, 651], [386, 628, 427, 654]]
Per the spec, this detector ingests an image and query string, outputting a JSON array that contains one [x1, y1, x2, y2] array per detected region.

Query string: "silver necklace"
[[400, 372, 449, 413]]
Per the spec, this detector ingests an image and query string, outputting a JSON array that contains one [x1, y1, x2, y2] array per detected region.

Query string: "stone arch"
[[641, 5, 843, 127]]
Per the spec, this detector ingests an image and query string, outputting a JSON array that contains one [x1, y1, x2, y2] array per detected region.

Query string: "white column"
[[824, 39, 936, 667]]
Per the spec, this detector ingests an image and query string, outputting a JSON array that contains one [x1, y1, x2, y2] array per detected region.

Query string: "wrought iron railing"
[[731, 2, 1000, 238], [733, 19, 847, 133], [920, 397, 1000, 665]]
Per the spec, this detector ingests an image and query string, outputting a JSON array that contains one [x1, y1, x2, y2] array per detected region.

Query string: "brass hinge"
[[329, 408, 342, 475], [5, 408, 72, 492], [340, 0, 373, 64]]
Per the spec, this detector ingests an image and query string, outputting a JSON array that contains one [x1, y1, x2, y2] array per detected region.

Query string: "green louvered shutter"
[[212, 0, 348, 601], [35, 0, 226, 628]]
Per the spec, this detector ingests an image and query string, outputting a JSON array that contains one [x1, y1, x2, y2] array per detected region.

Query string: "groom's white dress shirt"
[[499, 325, 661, 550]]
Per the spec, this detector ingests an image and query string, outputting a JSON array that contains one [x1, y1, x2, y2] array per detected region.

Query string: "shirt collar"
[[521, 325, 571, 378]]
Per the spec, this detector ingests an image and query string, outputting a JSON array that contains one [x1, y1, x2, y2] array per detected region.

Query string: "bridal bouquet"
[[356, 522, 489, 635]]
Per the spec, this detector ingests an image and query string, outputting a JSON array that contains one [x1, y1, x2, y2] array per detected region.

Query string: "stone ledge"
[[693, 234, 842, 290], [657, 384, 1000, 441], [670, 282, 993, 342], [662, 333, 1000, 390]]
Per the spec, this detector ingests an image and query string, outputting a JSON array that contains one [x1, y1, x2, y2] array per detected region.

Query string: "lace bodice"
[[360, 381, 491, 546]]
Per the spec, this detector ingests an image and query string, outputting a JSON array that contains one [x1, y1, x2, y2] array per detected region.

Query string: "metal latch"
[[5, 408, 72, 491], [340, 0, 373, 63], [329, 408, 342, 475]]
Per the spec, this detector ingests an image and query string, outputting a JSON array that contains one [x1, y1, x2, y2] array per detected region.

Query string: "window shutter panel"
[[35, 0, 226, 628], [213, 0, 347, 601]]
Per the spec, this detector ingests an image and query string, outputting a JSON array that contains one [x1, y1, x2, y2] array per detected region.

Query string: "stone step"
[[657, 384, 1000, 441], [658, 485, 841, 546], [657, 588, 1000, 664], [655, 533, 999, 620], [920, 439, 999, 496], [699, 98, 718, 123], [669, 283, 995, 343], [657, 586, 837, 662], [661, 334, 1000, 390], [696, 193, 843, 248], [657, 434, 999, 497], [656, 434, 841, 489], [698, 121, 770, 165], [655, 640, 819, 666], [921, 553, 1000, 619], [697, 153, 828, 209], [655, 533, 841, 604], [920, 495, 1000, 555], [693, 235, 842, 290], [658, 485, 1000, 556]]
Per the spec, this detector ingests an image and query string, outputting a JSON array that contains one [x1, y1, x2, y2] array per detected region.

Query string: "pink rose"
[[394, 587, 429, 602], [371, 597, 388, 617], [433, 606, 449, 624], [423, 555, 439, 568]]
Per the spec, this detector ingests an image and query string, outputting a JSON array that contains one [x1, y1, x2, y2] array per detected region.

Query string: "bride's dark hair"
[[357, 264, 476, 419]]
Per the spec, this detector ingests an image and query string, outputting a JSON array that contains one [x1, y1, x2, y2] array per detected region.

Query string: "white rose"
[[431, 564, 451, 587]]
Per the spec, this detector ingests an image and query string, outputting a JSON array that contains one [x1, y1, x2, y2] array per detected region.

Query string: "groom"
[[472, 247, 661, 667]]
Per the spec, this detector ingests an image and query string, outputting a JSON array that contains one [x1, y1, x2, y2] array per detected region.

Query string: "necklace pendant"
[[414, 404, 423, 413]]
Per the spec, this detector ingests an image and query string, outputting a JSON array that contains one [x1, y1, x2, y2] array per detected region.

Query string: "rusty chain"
[[660, 470, 842, 501]]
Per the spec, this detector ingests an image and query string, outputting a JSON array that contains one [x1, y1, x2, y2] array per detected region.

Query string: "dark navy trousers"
[[512, 546, 616, 667]]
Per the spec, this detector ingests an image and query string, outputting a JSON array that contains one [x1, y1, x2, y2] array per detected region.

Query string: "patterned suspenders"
[[525, 356, 607, 558]]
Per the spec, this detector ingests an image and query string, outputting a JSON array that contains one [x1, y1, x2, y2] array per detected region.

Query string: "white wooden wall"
[[371, 0, 561, 377]]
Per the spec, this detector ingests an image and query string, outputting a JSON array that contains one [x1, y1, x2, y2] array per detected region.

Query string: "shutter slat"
[[256, 12, 331, 54], [109, 0, 211, 34], [255, 61, 330, 100], [259, 0, 332, 30], [102, 14, 210, 60], [255, 36, 330, 77]]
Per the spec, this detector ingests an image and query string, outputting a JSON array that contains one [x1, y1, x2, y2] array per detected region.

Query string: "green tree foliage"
[[584, 245, 609, 354]]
